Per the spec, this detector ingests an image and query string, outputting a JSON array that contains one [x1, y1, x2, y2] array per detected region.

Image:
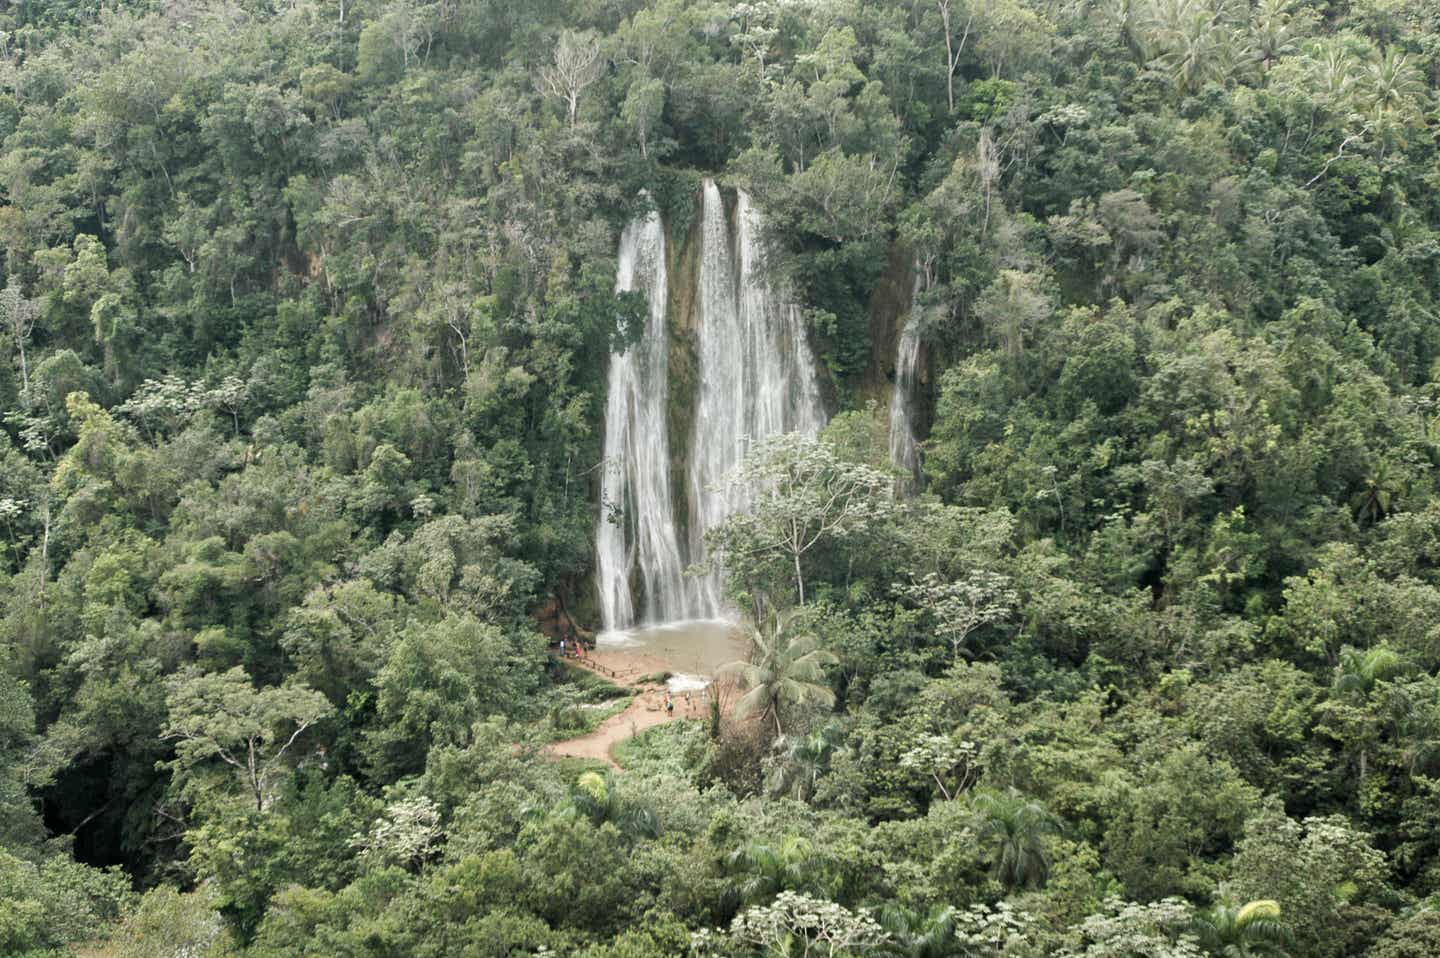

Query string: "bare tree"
[[977, 127, 1000, 233], [539, 30, 606, 129], [0, 278, 39, 392], [938, 0, 975, 114]]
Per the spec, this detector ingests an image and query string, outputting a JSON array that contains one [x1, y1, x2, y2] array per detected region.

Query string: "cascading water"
[[596, 182, 826, 630], [686, 182, 826, 617], [888, 271, 924, 490], [595, 209, 691, 632]]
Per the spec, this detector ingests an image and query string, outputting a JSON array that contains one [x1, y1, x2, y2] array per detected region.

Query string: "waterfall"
[[596, 182, 826, 629], [685, 180, 746, 616], [595, 209, 690, 632], [888, 271, 923, 490], [686, 181, 826, 617]]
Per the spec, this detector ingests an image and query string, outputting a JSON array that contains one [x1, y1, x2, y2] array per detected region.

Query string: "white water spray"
[[685, 181, 826, 618], [595, 209, 690, 631], [888, 270, 923, 490], [597, 183, 826, 629]]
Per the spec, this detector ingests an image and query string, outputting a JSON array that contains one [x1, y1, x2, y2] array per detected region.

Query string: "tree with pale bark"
[[538, 30, 606, 129]]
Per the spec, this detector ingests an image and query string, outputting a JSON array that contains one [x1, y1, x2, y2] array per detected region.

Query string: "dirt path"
[[546, 647, 709, 768]]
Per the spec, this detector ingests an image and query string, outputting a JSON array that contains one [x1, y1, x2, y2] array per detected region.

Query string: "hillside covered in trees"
[[3, 0, 1440, 955]]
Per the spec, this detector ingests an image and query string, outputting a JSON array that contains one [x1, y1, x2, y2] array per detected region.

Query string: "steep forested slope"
[[2, 1, 1440, 955]]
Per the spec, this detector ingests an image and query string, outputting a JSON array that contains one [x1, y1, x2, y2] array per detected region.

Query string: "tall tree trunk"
[[945, 34, 955, 113]]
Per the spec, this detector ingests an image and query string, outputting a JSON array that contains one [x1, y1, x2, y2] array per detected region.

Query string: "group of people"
[[661, 690, 699, 715], [553, 633, 702, 720]]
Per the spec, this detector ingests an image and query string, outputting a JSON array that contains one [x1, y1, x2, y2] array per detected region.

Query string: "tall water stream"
[[596, 182, 826, 633], [888, 271, 923, 489], [594, 210, 690, 629]]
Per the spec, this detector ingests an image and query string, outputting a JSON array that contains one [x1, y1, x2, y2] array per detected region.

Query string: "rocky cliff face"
[[863, 242, 918, 402]]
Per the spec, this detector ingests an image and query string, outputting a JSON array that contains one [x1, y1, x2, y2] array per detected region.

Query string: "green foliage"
[[163, 666, 332, 811], [0, 847, 131, 955], [969, 789, 1060, 891], [365, 614, 544, 779], [0, 0, 1438, 952], [1365, 907, 1440, 958], [1192, 897, 1291, 958], [1229, 809, 1392, 958], [108, 885, 235, 958]]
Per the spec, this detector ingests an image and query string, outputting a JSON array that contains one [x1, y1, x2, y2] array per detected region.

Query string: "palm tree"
[[1194, 898, 1291, 957], [1249, 0, 1302, 72], [1364, 46, 1426, 159], [766, 720, 846, 801], [877, 904, 967, 958], [1146, 0, 1249, 96], [1101, 0, 1152, 63], [726, 835, 818, 906], [1351, 458, 1406, 526], [1365, 47, 1424, 116], [719, 610, 838, 737], [1328, 645, 1404, 783], [1301, 40, 1361, 117], [970, 789, 1058, 890], [571, 770, 661, 840], [1333, 645, 1403, 697], [1391, 684, 1440, 777]]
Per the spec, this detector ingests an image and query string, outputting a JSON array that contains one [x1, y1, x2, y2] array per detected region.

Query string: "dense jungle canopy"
[[3, 0, 1440, 955]]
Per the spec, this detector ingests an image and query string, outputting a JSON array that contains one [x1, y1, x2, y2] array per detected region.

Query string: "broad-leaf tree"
[[162, 667, 332, 812], [707, 434, 893, 607]]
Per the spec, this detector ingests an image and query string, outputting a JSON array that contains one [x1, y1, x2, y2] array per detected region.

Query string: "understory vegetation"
[[3, 0, 1440, 955]]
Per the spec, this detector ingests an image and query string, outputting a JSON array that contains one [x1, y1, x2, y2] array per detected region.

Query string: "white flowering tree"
[[1059, 897, 1205, 958], [878, 901, 1038, 958], [116, 374, 249, 440], [898, 734, 980, 802], [350, 794, 442, 871], [895, 570, 1018, 660], [725, 891, 888, 957]]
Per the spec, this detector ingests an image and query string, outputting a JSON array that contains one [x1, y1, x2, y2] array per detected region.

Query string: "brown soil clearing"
[[546, 646, 711, 768]]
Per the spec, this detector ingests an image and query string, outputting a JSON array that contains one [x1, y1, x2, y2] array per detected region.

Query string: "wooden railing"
[[552, 651, 628, 680]]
